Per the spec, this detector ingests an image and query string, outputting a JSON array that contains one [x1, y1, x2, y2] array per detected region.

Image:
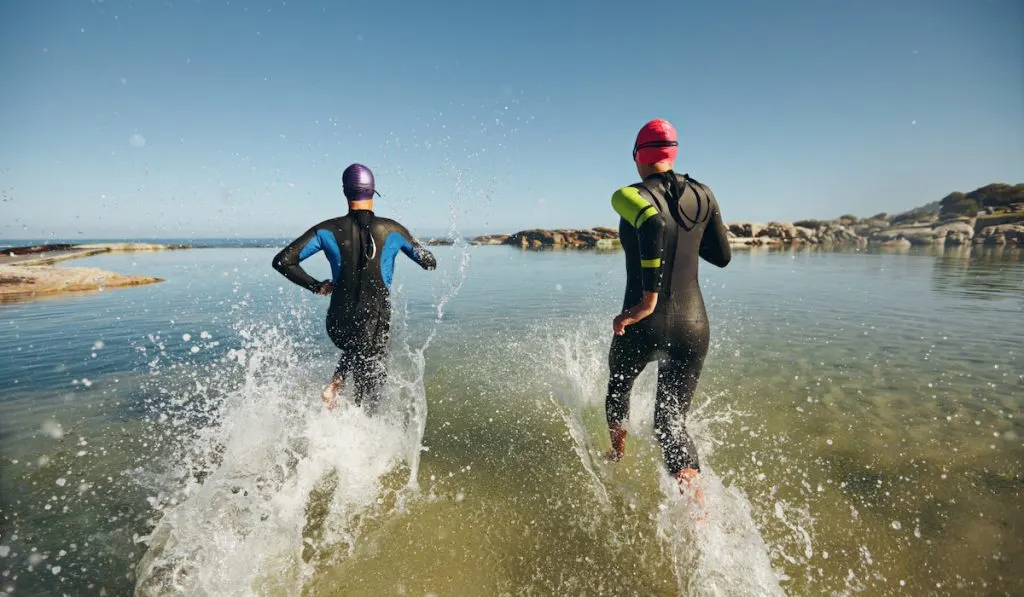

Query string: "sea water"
[[0, 243, 1021, 596]]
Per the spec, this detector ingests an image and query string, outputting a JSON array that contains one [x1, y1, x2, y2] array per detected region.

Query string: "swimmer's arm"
[[272, 226, 327, 292], [611, 187, 665, 293], [613, 290, 658, 335], [699, 192, 731, 268], [396, 225, 438, 270]]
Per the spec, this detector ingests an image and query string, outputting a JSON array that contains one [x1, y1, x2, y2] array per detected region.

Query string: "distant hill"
[[886, 183, 1023, 226], [912, 200, 942, 215]]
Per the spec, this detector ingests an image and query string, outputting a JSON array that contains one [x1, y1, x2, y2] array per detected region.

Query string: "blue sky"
[[1, 0, 1021, 240]]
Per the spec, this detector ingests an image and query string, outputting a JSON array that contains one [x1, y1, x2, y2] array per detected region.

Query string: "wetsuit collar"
[[642, 169, 675, 183]]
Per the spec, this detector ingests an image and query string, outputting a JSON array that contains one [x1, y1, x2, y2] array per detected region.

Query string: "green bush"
[[964, 183, 1024, 210], [890, 209, 934, 226]]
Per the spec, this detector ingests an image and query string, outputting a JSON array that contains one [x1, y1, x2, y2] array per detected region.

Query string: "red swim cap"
[[633, 119, 678, 165]]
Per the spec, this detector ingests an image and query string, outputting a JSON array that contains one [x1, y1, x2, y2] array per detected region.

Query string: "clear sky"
[[1, 0, 1021, 240]]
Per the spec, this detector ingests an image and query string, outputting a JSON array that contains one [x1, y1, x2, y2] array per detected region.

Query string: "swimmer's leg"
[[351, 319, 390, 413], [604, 334, 648, 462], [353, 351, 387, 413], [655, 354, 706, 501], [324, 353, 351, 411]]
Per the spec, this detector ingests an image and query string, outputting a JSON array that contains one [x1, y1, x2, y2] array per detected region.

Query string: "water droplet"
[[42, 420, 64, 439]]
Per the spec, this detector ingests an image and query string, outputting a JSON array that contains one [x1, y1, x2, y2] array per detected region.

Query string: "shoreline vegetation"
[[0, 243, 187, 302], [465, 183, 1024, 250]]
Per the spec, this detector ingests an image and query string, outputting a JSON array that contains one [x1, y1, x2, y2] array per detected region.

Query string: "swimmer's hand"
[[613, 292, 658, 335], [314, 281, 333, 296], [415, 248, 437, 271]]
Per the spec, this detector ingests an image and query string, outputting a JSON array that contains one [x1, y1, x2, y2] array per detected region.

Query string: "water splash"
[[655, 468, 788, 597], [536, 317, 789, 595], [133, 169, 476, 595], [132, 324, 415, 596]]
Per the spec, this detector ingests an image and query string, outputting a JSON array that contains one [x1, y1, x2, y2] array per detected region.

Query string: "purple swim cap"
[[342, 163, 380, 200]]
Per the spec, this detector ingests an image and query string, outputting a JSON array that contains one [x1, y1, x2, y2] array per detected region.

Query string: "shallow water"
[[0, 244, 1021, 596]]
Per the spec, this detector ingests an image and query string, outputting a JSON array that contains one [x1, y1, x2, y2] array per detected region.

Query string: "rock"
[[75, 242, 185, 253], [0, 264, 163, 302], [881, 238, 912, 249], [757, 222, 797, 241], [933, 222, 974, 246], [872, 226, 940, 245], [794, 226, 816, 241], [935, 221, 975, 236], [729, 236, 782, 248], [0, 243, 76, 255], [0, 242, 188, 267], [470, 234, 510, 246], [483, 227, 621, 250], [977, 224, 1024, 245], [728, 222, 765, 238]]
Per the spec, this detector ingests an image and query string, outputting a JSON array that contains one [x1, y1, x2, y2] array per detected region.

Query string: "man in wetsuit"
[[272, 163, 437, 410], [603, 119, 731, 496]]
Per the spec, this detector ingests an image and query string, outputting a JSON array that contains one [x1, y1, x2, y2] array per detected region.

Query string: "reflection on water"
[[931, 245, 1024, 300], [0, 246, 1021, 596]]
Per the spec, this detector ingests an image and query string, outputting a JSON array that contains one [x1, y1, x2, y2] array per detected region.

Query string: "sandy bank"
[[0, 264, 163, 302]]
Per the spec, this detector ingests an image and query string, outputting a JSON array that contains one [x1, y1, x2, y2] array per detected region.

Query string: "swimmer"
[[603, 119, 731, 501], [272, 163, 437, 411]]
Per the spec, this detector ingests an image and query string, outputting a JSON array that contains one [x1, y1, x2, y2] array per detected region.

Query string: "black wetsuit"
[[272, 210, 436, 407], [607, 171, 731, 474]]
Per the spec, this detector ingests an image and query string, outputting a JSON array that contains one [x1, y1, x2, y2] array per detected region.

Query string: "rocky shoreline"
[[0, 243, 185, 302], [722, 216, 1023, 249], [469, 183, 1024, 250], [471, 227, 621, 250]]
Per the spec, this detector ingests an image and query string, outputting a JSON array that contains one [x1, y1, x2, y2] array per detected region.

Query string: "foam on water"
[[132, 323, 419, 596]]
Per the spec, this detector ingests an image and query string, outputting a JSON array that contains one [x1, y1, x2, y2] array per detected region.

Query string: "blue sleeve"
[[298, 233, 323, 261], [395, 226, 437, 270], [272, 226, 325, 292]]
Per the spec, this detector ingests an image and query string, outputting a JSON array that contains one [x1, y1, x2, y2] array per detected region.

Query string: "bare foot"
[[603, 424, 626, 463], [322, 380, 341, 411], [676, 467, 707, 521]]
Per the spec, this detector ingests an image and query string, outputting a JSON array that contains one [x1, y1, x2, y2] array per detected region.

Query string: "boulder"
[[470, 234, 510, 246], [934, 221, 974, 246], [977, 224, 1024, 245], [872, 226, 940, 245], [728, 222, 765, 238], [757, 222, 798, 241], [794, 226, 816, 241], [495, 227, 622, 249]]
